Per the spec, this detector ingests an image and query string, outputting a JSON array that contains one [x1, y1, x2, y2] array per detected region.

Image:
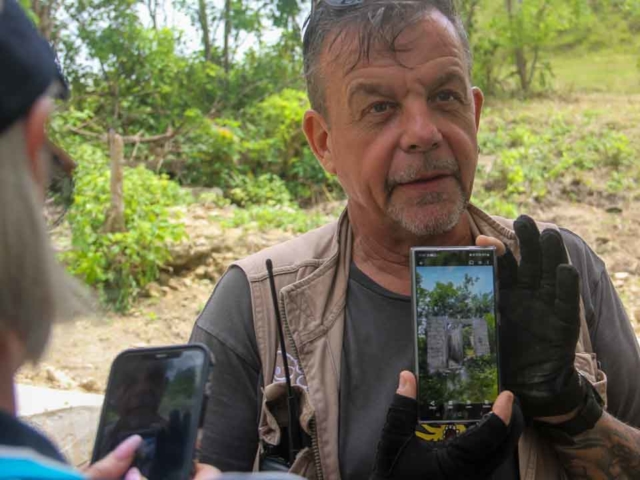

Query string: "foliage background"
[[22, 0, 640, 309]]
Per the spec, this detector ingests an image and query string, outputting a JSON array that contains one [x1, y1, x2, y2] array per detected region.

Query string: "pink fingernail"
[[114, 435, 142, 460], [125, 467, 142, 480]]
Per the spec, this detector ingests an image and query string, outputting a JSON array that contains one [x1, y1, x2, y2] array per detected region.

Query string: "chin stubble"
[[385, 158, 470, 237]]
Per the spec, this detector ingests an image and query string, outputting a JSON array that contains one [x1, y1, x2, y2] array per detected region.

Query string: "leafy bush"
[[62, 144, 189, 311], [226, 172, 292, 207], [167, 89, 341, 206], [242, 89, 341, 205], [177, 113, 242, 187]]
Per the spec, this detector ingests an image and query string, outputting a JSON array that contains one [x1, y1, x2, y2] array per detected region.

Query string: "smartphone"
[[411, 247, 500, 432], [92, 344, 212, 480]]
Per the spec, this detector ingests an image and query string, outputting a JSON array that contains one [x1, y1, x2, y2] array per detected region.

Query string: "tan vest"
[[234, 205, 608, 480]]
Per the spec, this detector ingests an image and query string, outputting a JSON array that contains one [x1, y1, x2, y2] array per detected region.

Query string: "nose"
[[399, 103, 443, 154]]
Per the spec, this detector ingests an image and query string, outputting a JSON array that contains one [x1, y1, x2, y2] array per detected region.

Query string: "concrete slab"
[[16, 384, 104, 417], [16, 384, 104, 467]]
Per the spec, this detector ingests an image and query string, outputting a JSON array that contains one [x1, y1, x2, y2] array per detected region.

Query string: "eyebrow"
[[429, 70, 469, 93], [347, 82, 396, 110]]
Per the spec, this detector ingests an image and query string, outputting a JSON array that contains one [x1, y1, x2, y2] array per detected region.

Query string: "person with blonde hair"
[[0, 2, 221, 478]]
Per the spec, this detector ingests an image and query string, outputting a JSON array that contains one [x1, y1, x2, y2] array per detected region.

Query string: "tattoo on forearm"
[[550, 413, 640, 479]]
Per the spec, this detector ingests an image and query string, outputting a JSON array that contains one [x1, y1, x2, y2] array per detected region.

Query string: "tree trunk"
[[223, 0, 231, 74], [146, 0, 159, 30], [104, 130, 126, 233], [505, 0, 529, 92], [31, 0, 57, 43], [198, 0, 212, 62]]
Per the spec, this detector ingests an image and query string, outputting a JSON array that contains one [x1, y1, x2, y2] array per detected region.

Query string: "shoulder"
[[194, 267, 256, 357], [0, 411, 67, 465], [0, 446, 83, 480], [558, 228, 607, 289]]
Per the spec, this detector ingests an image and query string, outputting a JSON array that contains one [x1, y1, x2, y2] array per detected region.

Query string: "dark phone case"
[[410, 247, 501, 433], [91, 343, 213, 479]]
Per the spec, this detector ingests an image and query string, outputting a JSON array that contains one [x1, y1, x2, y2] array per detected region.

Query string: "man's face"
[[311, 11, 483, 237]]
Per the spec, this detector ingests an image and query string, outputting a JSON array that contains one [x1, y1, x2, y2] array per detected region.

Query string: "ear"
[[24, 97, 54, 191], [302, 109, 336, 175], [471, 87, 484, 131]]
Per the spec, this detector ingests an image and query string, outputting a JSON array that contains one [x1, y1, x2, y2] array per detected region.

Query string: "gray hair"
[[0, 119, 89, 362], [302, 0, 472, 116]]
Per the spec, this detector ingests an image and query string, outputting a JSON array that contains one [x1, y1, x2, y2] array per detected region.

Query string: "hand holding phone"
[[92, 345, 212, 480], [370, 372, 524, 480]]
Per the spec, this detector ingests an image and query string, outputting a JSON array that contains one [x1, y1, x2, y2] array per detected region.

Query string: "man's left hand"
[[498, 215, 586, 420]]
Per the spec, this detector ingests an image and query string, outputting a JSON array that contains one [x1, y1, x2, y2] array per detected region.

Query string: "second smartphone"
[[92, 344, 212, 480], [411, 247, 500, 429]]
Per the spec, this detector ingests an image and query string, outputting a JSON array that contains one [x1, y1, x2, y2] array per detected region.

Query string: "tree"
[[501, 0, 590, 93], [417, 273, 493, 322]]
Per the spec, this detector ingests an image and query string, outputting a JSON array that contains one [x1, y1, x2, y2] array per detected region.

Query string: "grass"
[[474, 94, 640, 217], [550, 51, 640, 94]]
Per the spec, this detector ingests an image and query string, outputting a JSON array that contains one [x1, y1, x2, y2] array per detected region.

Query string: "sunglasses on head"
[[316, 0, 364, 7]]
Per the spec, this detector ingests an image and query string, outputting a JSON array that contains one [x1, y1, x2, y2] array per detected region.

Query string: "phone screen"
[[412, 248, 499, 424], [93, 346, 209, 480]]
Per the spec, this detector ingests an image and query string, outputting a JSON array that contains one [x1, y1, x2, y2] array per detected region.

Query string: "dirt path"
[[17, 197, 640, 393]]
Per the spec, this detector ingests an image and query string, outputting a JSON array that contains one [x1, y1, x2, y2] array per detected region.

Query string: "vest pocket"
[[289, 447, 316, 478], [257, 382, 317, 477]]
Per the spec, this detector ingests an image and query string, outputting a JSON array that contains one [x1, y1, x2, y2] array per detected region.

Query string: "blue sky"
[[416, 266, 494, 296]]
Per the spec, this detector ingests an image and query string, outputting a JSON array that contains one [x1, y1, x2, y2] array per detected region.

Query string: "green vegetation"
[[21, 0, 640, 309], [474, 104, 640, 217], [423, 356, 499, 406], [61, 143, 189, 311], [219, 205, 332, 234]]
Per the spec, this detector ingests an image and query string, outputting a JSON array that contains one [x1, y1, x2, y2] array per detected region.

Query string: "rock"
[[183, 278, 193, 288], [45, 367, 77, 389], [79, 378, 101, 393], [168, 278, 181, 290], [606, 206, 623, 214], [158, 271, 172, 286], [614, 272, 630, 281], [143, 282, 162, 298], [195, 266, 208, 279]]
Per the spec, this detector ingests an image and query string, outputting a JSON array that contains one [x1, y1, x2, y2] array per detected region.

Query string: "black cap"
[[0, 0, 65, 134]]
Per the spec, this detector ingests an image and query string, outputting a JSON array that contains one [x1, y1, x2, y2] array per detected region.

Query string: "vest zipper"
[[278, 296, 325, 480]]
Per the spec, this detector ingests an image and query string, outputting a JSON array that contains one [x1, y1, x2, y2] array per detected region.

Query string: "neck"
[[0, 367, 16, 415], [0, 332, 24, 416], [350, 206, 473, 296]]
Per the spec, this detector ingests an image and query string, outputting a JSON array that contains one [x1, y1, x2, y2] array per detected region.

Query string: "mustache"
[[385, 157, 463, 192]]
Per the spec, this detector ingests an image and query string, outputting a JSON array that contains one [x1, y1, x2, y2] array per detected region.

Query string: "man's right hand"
[[370, 371, 524, 480]]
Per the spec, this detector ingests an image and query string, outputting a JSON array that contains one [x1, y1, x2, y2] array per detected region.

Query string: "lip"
[[396, 173, 454, 190]]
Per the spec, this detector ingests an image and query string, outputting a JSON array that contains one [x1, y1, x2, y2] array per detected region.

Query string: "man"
[[191, 0, 640, 478]]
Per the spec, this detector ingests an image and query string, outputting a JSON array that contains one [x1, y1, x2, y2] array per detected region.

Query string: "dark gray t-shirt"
[[190, 229, 640, 478]]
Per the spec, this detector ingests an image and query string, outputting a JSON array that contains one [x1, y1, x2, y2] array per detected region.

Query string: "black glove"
[[498, 215, 586, 418], [370, 394, 524, 480]]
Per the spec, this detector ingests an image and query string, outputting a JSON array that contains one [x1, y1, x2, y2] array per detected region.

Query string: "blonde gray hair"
[[0, 119, 88, 361]]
